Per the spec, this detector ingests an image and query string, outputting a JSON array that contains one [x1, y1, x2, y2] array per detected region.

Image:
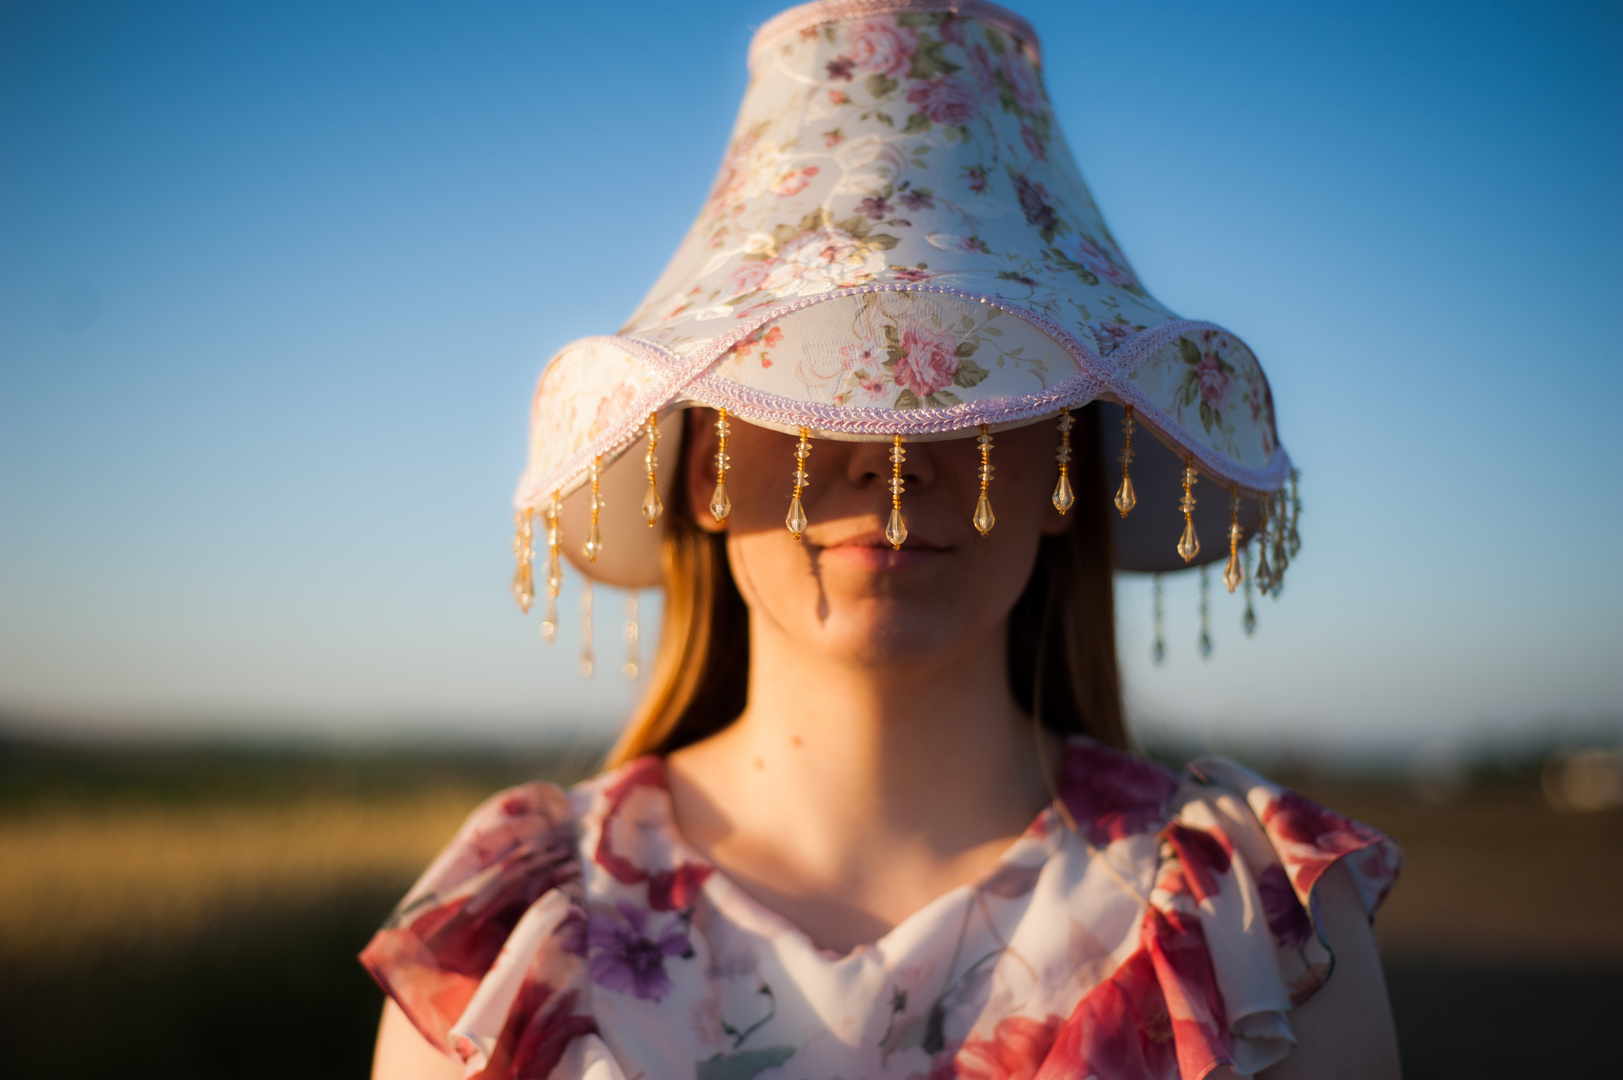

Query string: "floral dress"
[[361, 741, 1399, 1080]]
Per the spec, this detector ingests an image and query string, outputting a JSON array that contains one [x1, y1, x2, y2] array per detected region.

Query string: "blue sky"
[[1, 0, 1618, 751]]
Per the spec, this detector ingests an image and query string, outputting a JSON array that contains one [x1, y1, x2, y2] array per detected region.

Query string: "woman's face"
[[684, 411, 1072, 671]]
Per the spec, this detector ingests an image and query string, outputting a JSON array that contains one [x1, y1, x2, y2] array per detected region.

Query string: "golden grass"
[[0, 790, 484, 959], [4, 778, 1619, 969]]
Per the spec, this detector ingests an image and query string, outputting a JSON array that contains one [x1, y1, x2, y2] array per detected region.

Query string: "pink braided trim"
[[748, 0, 1041, 71], [514, 292, 1290, 508]]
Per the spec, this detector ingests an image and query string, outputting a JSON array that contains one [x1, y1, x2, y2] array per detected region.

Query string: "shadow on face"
[[681, 410, 1074, 669]]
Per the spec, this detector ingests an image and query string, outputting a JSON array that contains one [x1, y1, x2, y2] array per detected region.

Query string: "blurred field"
[[0, 734, 1618, 1079]]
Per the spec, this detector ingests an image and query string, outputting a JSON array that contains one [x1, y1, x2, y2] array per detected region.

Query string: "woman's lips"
[[815, 533, 949, 572]]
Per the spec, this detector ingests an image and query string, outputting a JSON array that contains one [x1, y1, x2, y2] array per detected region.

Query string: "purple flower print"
[[962, 165, 989, 193], [1257, 864, 1313, 948], [1020, 122, 1045, 161], [1069, 237, 1133, 287], [826, 56, 855, 82], [588, 902, 692, 1001], [1011, 172, 1059, 235], [905, 76, 978, 126], [1196, 352, 1231, 410], [857, 194, 894, 220], [899, 188, 934, 211]]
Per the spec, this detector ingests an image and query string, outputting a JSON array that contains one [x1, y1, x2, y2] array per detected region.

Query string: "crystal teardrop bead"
[[511, 566, 533, 613], [1176, 518, 1200, 562], [1254, 548, 1273, 595], [1242, 603, 1256, 636], [1052, 472, 1074, 514], [1152, 638, 1166, 666], [785, 495, 807, 539], [539, 617, 557, 643], [1114, 475, 1136, 517], [885, 505, 908, 549], [1223, 551, 1243, 593], [973, 493, 995, 535], [583, 521, 602, 562], [1199, 631, 1212, 659], [642, 483, 663, 526], [709, 480, 731, 522]]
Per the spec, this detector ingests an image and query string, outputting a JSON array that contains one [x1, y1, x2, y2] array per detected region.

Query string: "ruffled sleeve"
[[1146, 756, 1403, 1077], [359, 782, 602, 1078]]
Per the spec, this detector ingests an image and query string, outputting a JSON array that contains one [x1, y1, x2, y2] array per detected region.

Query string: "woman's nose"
[[844, 437, 935, 489]]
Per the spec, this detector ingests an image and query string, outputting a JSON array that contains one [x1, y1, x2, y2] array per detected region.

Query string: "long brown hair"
[[604, 403, 1126, 766]]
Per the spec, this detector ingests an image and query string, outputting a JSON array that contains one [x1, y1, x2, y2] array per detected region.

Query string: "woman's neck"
[[665, 613, 1058, 953]]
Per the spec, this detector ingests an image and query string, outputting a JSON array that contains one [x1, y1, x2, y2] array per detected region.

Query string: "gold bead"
[[887, 433, 906, 549], [1052, 471, 1074, 514], [710, 408, 731, 522]]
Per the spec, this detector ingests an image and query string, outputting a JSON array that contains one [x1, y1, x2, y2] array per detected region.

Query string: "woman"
[[365, 3, 1401, 1077]]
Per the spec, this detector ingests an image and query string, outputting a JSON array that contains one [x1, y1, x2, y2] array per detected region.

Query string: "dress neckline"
[[610, 744, 1089, 963]]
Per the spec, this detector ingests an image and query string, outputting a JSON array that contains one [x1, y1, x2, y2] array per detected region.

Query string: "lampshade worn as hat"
[[512, 0, 1300, 624]]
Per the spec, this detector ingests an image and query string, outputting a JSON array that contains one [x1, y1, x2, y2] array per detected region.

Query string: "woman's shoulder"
[[1046, 740, 1402, 1076], [357, 777, 590, 1056], [1054, 739, 1401, 919], [1172, 754, 1402, 919]]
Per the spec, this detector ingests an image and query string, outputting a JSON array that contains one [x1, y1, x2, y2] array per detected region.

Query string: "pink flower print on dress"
[[846, 19, 919, 78], [894, 321, 960, 397], [1262, 789, 1389, 895], [935, 1013, 1062, 1080], [891, 266, 932, 282], [587, 902, 693, 1002], [1042, 947, 1176, 1080], [1068, 237, 1133, 287], [1162, 822, 1232, 904], [1256, 863, 1313, 949], [1142, 906, 1233, 1079], [1195, 352, 1231, 410], [999, 51, 1044, 113], [459, 982, 599, 1080], [905, 76, 979, 125], [1057, 742, 1178, 847]]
